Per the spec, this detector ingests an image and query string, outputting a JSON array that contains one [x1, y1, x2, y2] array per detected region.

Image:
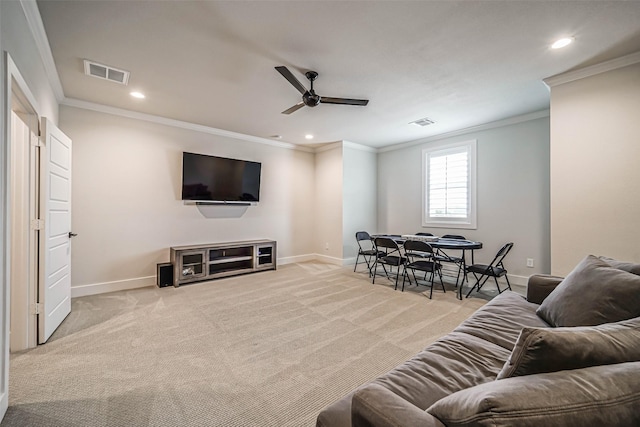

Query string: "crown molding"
[[20, 0, 65, 102], [378, 109, 550, 153], [61, 98, 315, 153], [543, 50, 640, 88], [343, 140, 378, 153]]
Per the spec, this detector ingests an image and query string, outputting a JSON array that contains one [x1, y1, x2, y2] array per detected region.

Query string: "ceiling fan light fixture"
[[551, 37, 574, 49]]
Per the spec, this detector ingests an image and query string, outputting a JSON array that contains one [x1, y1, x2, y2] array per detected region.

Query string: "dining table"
[[372, 234, 483, 300]]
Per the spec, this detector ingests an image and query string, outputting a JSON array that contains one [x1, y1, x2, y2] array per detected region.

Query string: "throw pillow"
[[599, 255, 640, 275], [536, 255, 640, 327], [427, 362, 640, 427], [496, 316, 640, 379]]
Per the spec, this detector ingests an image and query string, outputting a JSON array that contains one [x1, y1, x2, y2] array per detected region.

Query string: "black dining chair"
[[415, 232, 434, 236], [434, 234, 466, 287], [465, 242, 514, 298], [402, 240, 444, 298], [354, 231, 384, 276], [372, 237, 406, 288]]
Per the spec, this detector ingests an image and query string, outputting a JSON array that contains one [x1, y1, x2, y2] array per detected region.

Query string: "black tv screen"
[[182, 152, 262, 202]]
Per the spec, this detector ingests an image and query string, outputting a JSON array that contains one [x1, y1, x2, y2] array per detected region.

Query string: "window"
[[422, 140, 477, 229]]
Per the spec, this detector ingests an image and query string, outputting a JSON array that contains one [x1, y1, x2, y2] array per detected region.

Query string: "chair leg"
[[504, 274, 512, 291], [372, 259, 378, 284], [465, 273, 482, 298], [363, 255, 374, 277], [353, 253, 360, 272], [439, 268, 446, 294], [494, 276, 502, 294], [428, 270, 434, 299], [394, 264, 402, 289]]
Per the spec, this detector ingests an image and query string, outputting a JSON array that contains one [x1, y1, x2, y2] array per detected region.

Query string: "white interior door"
[[38, 118, 73, 344]]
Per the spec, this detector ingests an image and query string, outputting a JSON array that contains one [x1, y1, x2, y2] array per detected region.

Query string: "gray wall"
[[377, 116, 550, 283], [342, 143, 377, 261]]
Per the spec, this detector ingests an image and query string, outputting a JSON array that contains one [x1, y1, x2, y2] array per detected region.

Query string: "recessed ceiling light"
[[270, 135, 282, 139], [551, 37, 574, 49], [305, 134, 314, 140], [130, 91, 145, 99]]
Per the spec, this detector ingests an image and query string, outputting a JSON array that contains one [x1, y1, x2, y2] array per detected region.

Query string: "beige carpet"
[[2, 262, 485, 427]]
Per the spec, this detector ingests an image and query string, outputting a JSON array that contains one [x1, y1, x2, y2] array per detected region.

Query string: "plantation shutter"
[[423, 140, 476, 229]]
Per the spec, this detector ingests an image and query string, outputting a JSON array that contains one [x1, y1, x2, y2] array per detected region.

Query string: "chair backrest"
[[374, 237, 400, 252], [355, 231, 372, 241], [403, 240, 435, 255], [491, 242, 514, 268], [441, 234, 466, 240], [415, 232, 434, 236]]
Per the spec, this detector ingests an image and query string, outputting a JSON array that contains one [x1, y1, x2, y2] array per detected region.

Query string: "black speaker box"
[[157, 263, 174, 288]]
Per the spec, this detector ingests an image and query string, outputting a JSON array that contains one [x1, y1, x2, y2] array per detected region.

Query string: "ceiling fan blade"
[[275, 66, 307, 95], [320, 96, 369, 106], [281, 101, 305, 115]]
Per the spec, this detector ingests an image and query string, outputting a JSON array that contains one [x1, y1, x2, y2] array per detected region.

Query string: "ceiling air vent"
[[83, 60, 130, 85], [409, 117, 436, 127]]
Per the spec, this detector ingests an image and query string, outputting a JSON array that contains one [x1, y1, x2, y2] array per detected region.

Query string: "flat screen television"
[[181, 152, 262, 203]]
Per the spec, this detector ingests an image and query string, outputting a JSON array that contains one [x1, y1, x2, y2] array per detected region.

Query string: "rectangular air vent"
[[83, 60, 130, 85], [409, 117, 435, 127]]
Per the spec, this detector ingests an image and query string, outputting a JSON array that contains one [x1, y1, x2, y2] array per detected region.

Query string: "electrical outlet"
[[526, 258, 534, 268], [325, 242, 329, 251]]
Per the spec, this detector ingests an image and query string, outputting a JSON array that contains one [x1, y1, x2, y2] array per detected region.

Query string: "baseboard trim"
[[277, 254, 317, 265], [71, 276, 155, 298], [71, 259, 531, 298], [313, 253, 348, 266]]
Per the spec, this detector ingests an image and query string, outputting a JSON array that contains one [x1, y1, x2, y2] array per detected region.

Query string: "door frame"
[[9, 84, 39, 351], [1, 52, 43, 419]]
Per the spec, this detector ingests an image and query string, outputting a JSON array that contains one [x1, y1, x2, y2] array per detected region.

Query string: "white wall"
[[377, 116, 550, 282], [549, 60, 640, 275], [1, 0, 62, 419], [1, 1, 58, 123], [314, 144, 344, 263], [60, 106, 316, 295], [342, 142, 377, 261]]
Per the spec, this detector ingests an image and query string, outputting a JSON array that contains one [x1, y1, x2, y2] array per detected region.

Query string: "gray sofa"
[[316, 255, 640, 427]]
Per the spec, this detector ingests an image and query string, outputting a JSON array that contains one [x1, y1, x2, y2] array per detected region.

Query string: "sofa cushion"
[[496, 316, 640, 379], [352, 383, 445, 427], [599, 255, 640, 275], [454, 291, 549, 351], [371, 331, 510, 411], [427, 362, 640, 427], [537, 255, 640, 327]]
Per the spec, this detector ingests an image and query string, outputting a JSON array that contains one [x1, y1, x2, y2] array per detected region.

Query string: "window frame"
[[422, 139, 477, 229]]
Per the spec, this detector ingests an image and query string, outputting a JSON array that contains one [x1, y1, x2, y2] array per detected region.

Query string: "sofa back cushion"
[[427, 362, 640, 427], [496, 316, 640, 379], [537, 255, 640, 327], [599, 255, 640, 275]]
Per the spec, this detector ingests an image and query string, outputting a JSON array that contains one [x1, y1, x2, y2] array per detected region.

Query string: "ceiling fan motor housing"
[[303, 91, 321, 107]]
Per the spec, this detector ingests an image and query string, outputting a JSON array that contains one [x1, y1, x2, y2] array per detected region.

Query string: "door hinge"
[[31, 303, 44, 315], [31, 219, 44, 230]]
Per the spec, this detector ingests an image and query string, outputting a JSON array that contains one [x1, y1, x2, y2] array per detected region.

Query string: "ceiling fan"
[[275, 66, 369, 114]]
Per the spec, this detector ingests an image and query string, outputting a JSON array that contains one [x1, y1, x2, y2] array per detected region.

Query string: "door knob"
[[69, 232, 78, 238]]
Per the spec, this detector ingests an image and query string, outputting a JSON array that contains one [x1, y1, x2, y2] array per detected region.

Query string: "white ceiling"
[[37, 0, 640, 149]]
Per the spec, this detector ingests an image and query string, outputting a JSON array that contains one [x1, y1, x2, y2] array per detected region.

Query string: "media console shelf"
[[170, 240, 276, 287]]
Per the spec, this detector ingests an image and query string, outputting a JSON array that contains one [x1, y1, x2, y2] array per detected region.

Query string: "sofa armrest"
[[352, 383, 445, 427], [526, 274, 564, 304]]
